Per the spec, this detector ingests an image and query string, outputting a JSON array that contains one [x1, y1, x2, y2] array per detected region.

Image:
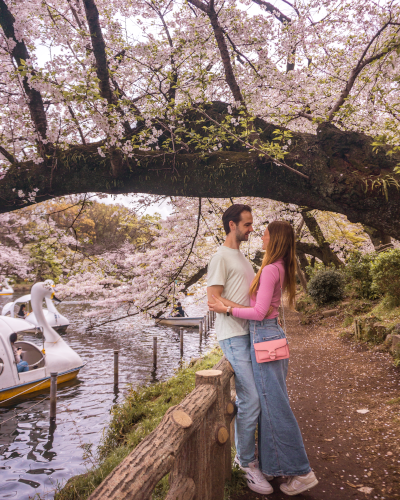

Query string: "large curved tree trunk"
[[1, 119, 400, 238]]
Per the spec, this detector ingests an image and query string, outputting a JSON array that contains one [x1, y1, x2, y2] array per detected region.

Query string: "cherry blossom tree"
[[56, 195, 373, 323], [0, 0, 399, 238]]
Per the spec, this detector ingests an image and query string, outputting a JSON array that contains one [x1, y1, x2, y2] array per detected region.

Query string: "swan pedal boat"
[[0, 278, 13, 296], [155, 316, 203, 327], [2, 294, 69, 333], [0, 281, 84, 403]]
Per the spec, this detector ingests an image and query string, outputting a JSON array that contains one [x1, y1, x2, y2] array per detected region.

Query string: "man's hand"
[[208, 295, 228, 314]]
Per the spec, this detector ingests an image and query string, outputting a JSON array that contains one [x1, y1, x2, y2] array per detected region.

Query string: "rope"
[[0, 396, 49, 425], [0, 397, 77, 426], [0, 378, 50, 404], [27, 355, 45, 369]]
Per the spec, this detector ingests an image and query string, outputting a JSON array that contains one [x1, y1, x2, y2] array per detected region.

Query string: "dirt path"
[[234, 310, 400, 500]]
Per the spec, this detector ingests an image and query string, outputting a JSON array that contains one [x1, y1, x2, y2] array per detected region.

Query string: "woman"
[[17, 304, 27, 319], [209, 221, 318, 496]]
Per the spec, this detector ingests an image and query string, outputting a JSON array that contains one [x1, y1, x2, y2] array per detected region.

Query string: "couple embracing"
[[207, 204, 318, 496]]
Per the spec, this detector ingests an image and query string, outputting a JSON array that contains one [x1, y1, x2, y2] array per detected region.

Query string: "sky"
[[96, 194, 173, 218]]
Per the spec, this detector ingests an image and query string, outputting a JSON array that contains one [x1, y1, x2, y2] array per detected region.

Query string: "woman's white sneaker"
[[234, 455, 273, 495], [280, 471, 318, 496]]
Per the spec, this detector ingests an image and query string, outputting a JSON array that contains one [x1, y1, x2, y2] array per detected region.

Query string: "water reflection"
[[0, 294, 215, 499]]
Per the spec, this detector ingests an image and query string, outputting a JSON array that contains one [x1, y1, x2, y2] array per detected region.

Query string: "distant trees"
[[0, 196, 160, 281], [42, 197, 160, 252]]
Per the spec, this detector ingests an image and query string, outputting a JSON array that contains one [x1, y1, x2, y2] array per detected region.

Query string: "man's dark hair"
[[222, 204, 252, 235]]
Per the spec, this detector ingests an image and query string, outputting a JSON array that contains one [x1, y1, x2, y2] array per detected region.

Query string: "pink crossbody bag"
[[253, 264, 290, 364]]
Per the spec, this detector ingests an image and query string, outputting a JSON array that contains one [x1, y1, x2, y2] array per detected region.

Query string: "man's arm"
[[207, 285, 246, 308], [207, 285, 274, 317]]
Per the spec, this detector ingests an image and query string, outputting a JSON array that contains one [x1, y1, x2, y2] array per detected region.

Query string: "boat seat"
[[18, 367, 46, 384], [14, 341, 45, 369]]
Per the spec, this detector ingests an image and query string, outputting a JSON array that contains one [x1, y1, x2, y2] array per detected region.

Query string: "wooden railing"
[[88, 356, 236, 500]]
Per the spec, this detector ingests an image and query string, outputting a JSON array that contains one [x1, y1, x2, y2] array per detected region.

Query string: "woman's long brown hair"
[[249, 220, 296, 308]]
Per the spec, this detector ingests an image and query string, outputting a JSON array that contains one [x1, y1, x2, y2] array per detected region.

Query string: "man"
[[10, 333, 29, 373], [207, 204, 273, 495], [173, 301, 186, 317]]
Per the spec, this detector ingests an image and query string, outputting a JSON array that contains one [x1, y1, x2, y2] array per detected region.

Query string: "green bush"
[[371, 249, 400, 307], [305, 261, 335, 280], [344, 251, 381, 300], [307, 269, 344, 305]]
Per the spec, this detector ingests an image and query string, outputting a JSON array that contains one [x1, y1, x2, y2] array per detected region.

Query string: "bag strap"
[[252, 263, 286, 345], [272, 264, 286, 335]]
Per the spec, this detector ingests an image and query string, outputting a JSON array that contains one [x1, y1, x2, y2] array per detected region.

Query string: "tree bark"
[[301, 210, 344, 268], [1, 118, 400, 239], [363, 225, 393, 250], [296, 251, 310, 277], [82, 0, 113, 104], [296, 257, 308, 291], [0, 0, 48, 151]]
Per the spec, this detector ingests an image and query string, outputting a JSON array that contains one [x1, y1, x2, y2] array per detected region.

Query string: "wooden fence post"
[[87, 357, 235, 500], [168, 363, 234, 500], [153, 337, 157, 367], [180, 328, 184, 357], [114, 350, 119, 386], [50, 372, 57, 423]]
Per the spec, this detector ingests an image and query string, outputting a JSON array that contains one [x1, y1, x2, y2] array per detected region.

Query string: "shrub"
[[305, 261, 335, 280], [344, 251, 381, 300], [371, 249, 400, 307], [307, 269, 344, 305], [343, 315, 353, 328]]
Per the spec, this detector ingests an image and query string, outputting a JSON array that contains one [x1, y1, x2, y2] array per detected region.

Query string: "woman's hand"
[[208, 295, 229, 314]]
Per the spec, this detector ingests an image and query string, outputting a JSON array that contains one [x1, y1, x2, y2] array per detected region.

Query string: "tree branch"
[[82, 0, 113, 104], [251, 0, 291, 24], [0, 145, 16, 164], [222, 29, 261, 77], [187, 0, 244, 103], [147, 1, 178, 102], [329, 23, 400, 120], [251, 0, 295, 73], [301, 209, 344, 267], [197, 108, 309, 179], [1, 118, 400, 239], [0, 0, 48, 151]]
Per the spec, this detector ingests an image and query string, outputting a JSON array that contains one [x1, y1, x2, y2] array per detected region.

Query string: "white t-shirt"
[[207, 246, 255, 341]]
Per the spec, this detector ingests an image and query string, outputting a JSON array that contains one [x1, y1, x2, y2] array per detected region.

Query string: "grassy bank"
[[297, 290, 400, 366], [54, 348, 238, 500]]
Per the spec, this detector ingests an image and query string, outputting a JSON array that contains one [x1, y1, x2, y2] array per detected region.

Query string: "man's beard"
[[235, 228, 250, 242]]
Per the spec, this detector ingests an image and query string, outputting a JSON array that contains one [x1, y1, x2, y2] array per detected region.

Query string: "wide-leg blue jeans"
[[250, 318, 311, 477], [219, 334, 260, 467]]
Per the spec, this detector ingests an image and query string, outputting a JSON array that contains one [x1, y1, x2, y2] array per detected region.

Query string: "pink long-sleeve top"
[[232, 259, 285, 321]]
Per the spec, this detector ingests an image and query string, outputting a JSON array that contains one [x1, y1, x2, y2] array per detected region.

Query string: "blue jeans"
[[17, 361, 29, 373], [219, 334, 260, 467], [250, 318, 311, 477]]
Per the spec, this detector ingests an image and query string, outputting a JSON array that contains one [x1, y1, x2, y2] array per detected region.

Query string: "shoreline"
[[53, 348, 223, 500]]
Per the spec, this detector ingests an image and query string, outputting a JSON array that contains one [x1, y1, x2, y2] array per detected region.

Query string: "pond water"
[[0, 294, 216, 500]]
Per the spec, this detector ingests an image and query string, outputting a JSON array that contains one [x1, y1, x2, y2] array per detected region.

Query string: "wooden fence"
[[88, 356, 236, 500]]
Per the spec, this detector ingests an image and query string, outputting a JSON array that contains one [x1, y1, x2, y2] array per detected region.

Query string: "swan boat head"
[[0, 278, 14, 295], [31, 280, 82, 373]]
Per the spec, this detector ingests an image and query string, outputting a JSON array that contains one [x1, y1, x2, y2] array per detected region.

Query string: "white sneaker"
[[234, 455, 273, 495], [280, 471, 318, 496]]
